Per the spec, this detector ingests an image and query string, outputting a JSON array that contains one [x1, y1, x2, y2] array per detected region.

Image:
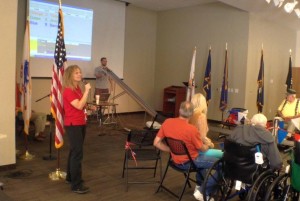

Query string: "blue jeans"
[[175, 150, 222, 195]]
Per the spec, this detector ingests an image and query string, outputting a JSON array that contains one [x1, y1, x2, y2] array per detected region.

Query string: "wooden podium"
[[162, 86, 186, 117]]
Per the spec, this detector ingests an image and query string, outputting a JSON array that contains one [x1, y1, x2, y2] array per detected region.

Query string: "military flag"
[[257, 49, 264, 113], [203, 48, 211, 104], [219, 46, 228, 112]]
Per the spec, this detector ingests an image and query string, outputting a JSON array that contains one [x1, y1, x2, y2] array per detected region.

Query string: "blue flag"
[[257, 50, 264, 113], [286, 55, 292, 90], [219, 49, 228, 111], [203, 49, 211, 103]]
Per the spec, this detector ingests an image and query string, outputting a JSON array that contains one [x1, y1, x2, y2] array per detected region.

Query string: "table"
[[87, 102, 118, 126]]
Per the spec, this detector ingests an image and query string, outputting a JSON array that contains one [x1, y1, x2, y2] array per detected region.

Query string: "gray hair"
[[251, 113, 267, 127], [179, 101, 194, 118]]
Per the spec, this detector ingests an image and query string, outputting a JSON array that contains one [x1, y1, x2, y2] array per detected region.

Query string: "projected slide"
[[29, 0, 93, 61]]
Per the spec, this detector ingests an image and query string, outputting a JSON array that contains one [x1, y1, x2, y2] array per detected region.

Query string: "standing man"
[[277, 88, 300, 137], [94, 57, 112, 101]]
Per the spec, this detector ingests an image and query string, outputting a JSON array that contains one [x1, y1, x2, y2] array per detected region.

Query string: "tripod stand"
[[35, 94, 56, 161], [43, 114, 56, 160]]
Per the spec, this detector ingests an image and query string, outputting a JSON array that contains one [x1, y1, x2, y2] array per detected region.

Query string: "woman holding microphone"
[[63, 65, 91, 194]]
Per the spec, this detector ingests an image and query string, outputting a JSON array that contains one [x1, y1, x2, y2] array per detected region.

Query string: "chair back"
[[165, 137, 196, 169], [223, 139, 259, 184], [127, 129, 158, 146]]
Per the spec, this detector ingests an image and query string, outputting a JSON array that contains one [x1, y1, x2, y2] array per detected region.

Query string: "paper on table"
[[292, 117, 300, 130]]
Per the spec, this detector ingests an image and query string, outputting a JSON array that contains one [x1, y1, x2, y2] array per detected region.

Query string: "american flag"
[[20, 20, 31, 135], [51, 8, 67, 149]]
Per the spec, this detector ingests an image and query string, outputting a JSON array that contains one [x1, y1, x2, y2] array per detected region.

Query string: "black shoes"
[[72, 186, 89, 194]]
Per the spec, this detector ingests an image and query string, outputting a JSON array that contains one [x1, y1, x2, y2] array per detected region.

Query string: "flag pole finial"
[[261, 43, 263, 50], [226, 43, 227, 50], [290, 49, 292, 56], [209, 45, 211, 50], [59, 0, 62, 9]]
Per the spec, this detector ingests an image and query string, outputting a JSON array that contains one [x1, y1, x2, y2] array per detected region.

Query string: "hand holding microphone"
[[82, 79, 91, 91]]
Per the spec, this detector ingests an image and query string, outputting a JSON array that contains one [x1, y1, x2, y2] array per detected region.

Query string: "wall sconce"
[[284, 0, 298, 13]]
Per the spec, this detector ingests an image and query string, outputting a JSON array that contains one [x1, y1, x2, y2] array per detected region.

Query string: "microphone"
[[82, 79, 88, 85]]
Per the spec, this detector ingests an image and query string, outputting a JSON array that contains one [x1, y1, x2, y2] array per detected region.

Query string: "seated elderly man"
[[228, 113, 282, 170], [277, 88, 300, 138], [31, 111, 47, 141], [153, 101, 220, 201]]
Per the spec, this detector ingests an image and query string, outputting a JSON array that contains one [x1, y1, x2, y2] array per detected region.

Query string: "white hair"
[[251, 113, 267, 127]]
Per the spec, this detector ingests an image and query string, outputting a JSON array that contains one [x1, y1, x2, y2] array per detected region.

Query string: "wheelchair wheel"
[[246, 169, 275, 201], [264, 173, 289, 201], [203, 159, 233, 201], [252, 171, 278, 200]]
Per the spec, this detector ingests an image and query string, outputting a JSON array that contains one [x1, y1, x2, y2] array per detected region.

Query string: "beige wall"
[[30, 5, 157, 114], [0, 0, 18, 166], [154, 3, 250, 121], [245, 14, 296, 120]]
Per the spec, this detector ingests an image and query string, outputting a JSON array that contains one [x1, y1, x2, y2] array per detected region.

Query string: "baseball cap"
[[286, 88, 296, 95]]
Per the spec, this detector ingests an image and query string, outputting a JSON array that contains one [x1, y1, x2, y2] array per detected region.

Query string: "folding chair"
[[156, 137, 204, 201], [121, 129, 162, 191]]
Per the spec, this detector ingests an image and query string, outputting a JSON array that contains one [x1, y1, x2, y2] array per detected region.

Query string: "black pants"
[[65, 125, 86, 190]]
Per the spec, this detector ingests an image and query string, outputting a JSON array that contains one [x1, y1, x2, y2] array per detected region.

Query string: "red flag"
[[51, 9, 67, 149]]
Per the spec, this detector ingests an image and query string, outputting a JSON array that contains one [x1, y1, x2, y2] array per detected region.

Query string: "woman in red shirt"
[[63, 65, 91, 194]]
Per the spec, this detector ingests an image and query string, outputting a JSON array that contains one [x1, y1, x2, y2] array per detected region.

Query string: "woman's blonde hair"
[[63, 65, 81, 90], [191, 93, 207, 114]]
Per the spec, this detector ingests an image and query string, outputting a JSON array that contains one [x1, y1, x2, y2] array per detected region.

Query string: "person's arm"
[[264, 143, 283, 170], [70, 83, 91, 110], [192, 130, 209, 152], [197, 114, 214, 148], [277, 100, 286, 118], [94, 68, 104, 78], [153, 136, 170, 152]]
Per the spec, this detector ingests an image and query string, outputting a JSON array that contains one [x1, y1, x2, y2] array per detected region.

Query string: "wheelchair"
[[202, 139, 277, 201], [263, 139, 300, 201]]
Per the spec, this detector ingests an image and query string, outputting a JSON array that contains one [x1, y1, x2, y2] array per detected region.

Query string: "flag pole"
[[49, 0, 66, 181], [18, 17, 34, 160], [18, 133, 35, 160], [220, 42, 228, 124]]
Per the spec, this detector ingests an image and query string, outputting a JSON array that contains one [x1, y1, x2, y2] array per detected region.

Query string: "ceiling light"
[[266, 0, 271, 3], [274, 0, 285, 7], [295, 8, 300, 17], [273, 0, 280, 6], [284, 0, 298, 13], [278, 0, 285, 7]]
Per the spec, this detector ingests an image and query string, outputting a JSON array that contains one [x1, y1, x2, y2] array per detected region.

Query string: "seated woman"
[[189, 93, 223, 158], [189, 93, 223, 200]]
